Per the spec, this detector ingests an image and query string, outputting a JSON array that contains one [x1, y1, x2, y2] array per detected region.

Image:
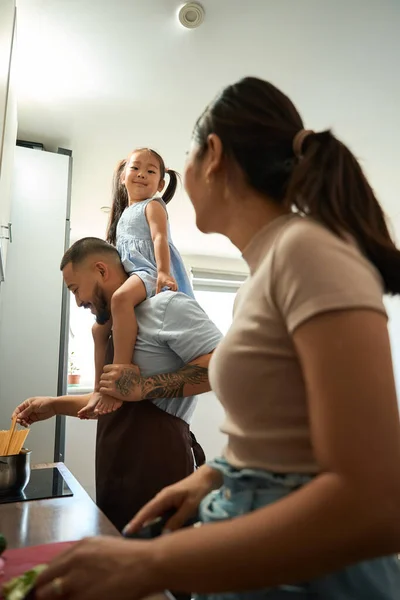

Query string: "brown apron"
[[95, 340, 206, 532]]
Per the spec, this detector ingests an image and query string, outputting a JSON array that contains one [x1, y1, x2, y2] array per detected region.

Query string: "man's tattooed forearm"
[[115, 368, 141, 397], [114, 364, 209, 400], [143, 364, 208, 400]]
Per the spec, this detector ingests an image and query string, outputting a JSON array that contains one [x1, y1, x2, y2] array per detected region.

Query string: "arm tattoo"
[[143, 364, 208, 399], [115, 364, 209, 400], [115, 368, 141, 397]]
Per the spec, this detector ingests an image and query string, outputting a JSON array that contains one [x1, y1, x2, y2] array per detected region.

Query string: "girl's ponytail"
[[162, 169, 179, 205], [106, 159, 128, 246]]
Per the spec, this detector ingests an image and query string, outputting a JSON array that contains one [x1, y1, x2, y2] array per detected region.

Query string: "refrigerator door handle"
[[0, 223, 12, 241]]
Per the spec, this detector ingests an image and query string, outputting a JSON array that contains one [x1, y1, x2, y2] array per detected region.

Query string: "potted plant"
[[68, 351, 81, 385]]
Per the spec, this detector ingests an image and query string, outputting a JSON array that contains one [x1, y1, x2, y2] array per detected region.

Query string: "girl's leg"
[[111, 275, 146, 364], [96, 275, 146, 415], [78, 321, 112, 419]]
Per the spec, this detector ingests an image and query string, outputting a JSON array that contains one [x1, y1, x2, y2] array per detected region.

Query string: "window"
[[190, 268, 246, 460], [193, 290, 235, 336], [191, 268, 246, 334], [68, 293, 96, 389]]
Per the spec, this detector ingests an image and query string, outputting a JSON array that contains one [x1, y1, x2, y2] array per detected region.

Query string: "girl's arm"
[[92, 322, 112, 391], [148, 309, 400, 593], [146, 201, 177, 293]]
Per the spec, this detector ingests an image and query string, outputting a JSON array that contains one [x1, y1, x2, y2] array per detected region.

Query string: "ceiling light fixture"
[[100, 206, 111, 213], [178, 2, 205, 29]]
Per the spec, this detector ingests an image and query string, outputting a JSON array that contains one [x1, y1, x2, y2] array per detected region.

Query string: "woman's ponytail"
[[287, 130, 400, 295]]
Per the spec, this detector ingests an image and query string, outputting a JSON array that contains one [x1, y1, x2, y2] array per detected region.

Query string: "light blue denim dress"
[[116, 197, 194, 299], [195, 457, 400, 600]]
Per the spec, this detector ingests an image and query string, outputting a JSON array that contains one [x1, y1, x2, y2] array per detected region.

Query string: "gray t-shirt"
[[133, 291, 222, 423]]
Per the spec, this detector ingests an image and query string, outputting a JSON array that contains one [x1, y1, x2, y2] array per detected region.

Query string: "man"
[[14, 237, 222, 531]]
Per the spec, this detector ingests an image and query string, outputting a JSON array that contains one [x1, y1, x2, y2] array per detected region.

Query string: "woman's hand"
[[35, 537, 159, 600], [124, 465, 223, 535], [99, 364, 142, 401]]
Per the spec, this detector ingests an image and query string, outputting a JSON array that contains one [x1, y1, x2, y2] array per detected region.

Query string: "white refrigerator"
[[0, 145, 71, 463]]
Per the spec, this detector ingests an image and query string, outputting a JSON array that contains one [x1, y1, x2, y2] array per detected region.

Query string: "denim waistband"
[[208, 457, 313, 494]]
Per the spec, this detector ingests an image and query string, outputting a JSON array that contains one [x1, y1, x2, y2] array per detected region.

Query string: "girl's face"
[[123, 149, 164, 202]]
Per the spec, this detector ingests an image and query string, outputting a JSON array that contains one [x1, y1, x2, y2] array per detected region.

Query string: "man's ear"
[[94, 261, 109, 280]]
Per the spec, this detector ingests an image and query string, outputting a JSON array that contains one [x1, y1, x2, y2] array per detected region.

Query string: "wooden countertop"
[[0, 462, 119, 549]]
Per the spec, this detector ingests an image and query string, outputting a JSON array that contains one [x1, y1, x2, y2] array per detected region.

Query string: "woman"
[[36, 77, 400, 599]]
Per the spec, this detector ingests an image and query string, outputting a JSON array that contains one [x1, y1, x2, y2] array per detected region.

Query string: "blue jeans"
[[195, 457, 400, 600]]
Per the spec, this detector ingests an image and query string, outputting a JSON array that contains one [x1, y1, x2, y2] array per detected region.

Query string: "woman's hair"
[[106, 149, 179, 246], [193, 77, 400, 295]]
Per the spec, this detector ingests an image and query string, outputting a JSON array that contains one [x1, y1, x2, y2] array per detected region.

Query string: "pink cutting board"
[[0, 542, 74, 598]]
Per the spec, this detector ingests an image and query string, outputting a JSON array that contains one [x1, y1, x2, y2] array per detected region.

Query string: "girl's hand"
[[123, 465, 223, 535], [156, 272, 178, 294], [35, 537, 159, 600]]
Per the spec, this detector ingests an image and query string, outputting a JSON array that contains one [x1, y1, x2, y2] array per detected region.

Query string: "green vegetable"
[[0, 534, 6, 556], [2, 564, 47, 600]]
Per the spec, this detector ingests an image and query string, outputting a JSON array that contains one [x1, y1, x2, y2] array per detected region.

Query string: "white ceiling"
[[16, 0, 400, 257]]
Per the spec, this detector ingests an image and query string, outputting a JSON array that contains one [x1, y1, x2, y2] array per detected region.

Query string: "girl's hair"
[[193, 77, 400, 295], [106, 149, 179, 246]]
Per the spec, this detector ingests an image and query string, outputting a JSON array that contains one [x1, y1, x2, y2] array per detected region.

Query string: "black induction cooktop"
[[0, 467, 73, 504]]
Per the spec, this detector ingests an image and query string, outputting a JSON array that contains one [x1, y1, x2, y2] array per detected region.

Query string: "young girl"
[[79, 148, 194, 417]]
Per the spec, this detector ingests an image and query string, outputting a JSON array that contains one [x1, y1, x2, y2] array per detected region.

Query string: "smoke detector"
[[178, 2, 205, 29]]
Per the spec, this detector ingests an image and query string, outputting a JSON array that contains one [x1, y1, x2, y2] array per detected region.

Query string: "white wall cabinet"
[[0, 0, 17, 281]]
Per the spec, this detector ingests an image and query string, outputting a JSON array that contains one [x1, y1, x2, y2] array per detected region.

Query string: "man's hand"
[[99, 364, 142, 402], [13, 397, 56, 427], [100, 357, 212, 402]]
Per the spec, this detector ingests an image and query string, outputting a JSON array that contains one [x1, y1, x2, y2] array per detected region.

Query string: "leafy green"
[[2, 564, 47, 600]]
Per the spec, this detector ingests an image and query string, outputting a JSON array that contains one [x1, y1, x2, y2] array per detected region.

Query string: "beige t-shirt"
[[209, 214, 386, 473]]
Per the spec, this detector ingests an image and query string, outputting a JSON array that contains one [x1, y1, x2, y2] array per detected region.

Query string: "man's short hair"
[[60, 237, 119, 271]]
